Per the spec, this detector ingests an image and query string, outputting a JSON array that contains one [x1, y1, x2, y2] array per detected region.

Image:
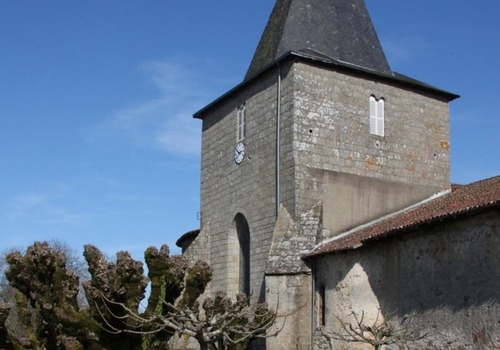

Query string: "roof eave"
[[305, 201, 500, 259], [194, 51, 459, 120], [288, 50, 460, 101], [175, 229, 200, 248]]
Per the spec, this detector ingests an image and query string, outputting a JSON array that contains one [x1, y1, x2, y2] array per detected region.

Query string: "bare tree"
[[325, 309, 427, 350], [83, 243, 283, 349], [97, 290, 281, 350]]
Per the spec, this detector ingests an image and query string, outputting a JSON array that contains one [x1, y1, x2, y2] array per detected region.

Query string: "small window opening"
[[318, 284, 326, 327], [237, 104, 246, 142], [370, 96, 385, 137]]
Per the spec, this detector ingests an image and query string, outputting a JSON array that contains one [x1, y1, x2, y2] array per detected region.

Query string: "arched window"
[[369, 95, 385, 137], [234, 213, 250, 295], [237, 104, 246, 142]]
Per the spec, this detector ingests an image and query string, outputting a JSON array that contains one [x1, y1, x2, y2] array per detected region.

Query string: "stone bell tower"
[[178, 0, 458, 348]]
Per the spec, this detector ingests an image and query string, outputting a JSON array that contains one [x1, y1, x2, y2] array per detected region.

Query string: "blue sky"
[[1, 1, 499, 259]]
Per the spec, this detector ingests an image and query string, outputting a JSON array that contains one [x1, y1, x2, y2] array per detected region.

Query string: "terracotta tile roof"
[[306, 175, 500, 258]]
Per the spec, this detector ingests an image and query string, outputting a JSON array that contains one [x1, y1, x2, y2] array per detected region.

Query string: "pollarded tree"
[[2, 241, 281, 350], [4, 241, 101, 349], [99, 290, 280, 350], [90, 245, 281, 350], [82, 244, 150, 350], [81, 243, 212, 349], [1, 240, 89, 309]]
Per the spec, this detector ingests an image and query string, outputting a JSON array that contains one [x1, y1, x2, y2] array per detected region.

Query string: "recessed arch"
[[233, 213, 250, 295]]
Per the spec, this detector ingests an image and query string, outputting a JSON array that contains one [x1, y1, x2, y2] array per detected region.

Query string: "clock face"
[[234, 142, 245, 164]]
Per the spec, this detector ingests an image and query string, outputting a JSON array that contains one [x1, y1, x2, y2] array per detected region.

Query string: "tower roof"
[[245, 0, 392, 80]]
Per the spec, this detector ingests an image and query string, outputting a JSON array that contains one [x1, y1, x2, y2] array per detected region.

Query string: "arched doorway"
[[234, 213, 250, 295]]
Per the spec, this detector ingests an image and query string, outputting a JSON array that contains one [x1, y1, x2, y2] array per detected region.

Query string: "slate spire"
[[245, 0, 392, 80]]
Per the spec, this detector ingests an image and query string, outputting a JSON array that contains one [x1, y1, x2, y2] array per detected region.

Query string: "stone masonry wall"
[[266, 273, 313, 350], [313, 209, 500, 350], [291, 62, 451, 235], [194, 58, 455, 348], [199, 64, 296, 300], [264, 202, 323, 349]]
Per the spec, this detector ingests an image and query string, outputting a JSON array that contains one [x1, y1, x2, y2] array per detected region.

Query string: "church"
[[176, 0, 500, 348]]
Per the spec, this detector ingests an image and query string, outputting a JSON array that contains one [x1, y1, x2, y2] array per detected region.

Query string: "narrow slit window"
[[318, 284, 326, 327], [237, 104, 246, 142], [370, 96, 385, 137]]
